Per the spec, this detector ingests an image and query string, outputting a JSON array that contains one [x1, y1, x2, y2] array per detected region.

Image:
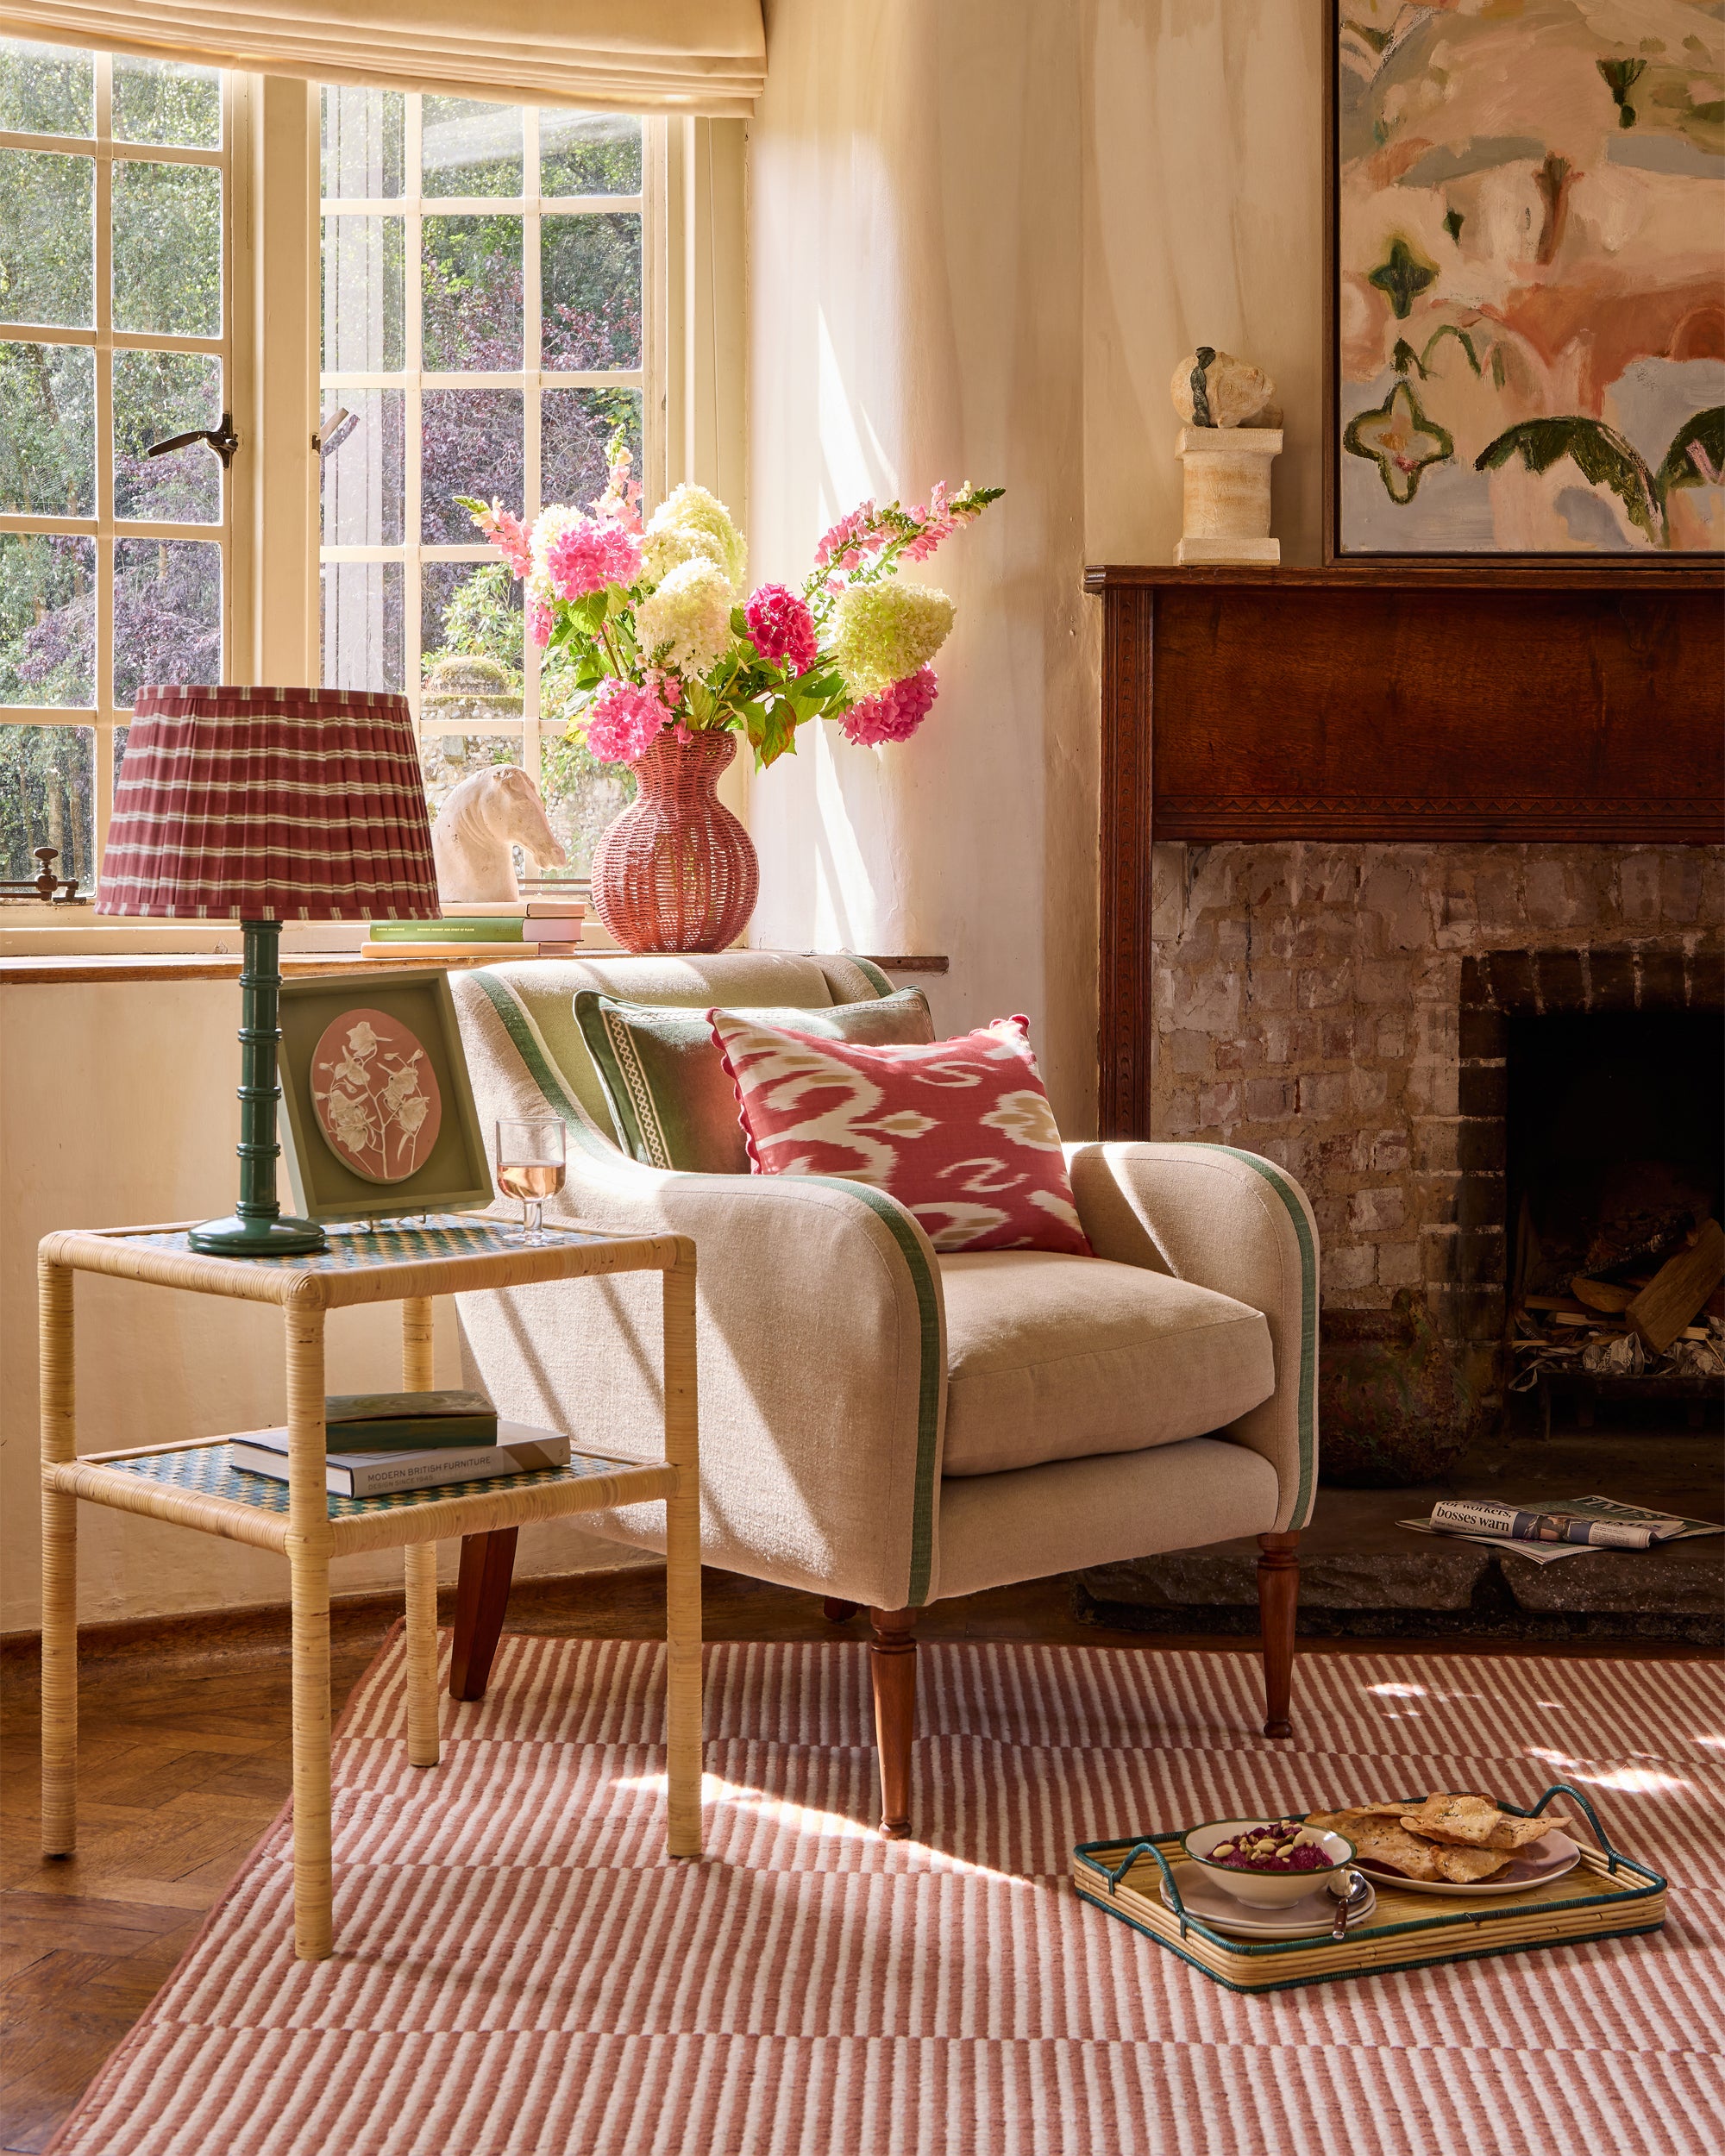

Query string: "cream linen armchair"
[[446, 953, 1319, 1835]]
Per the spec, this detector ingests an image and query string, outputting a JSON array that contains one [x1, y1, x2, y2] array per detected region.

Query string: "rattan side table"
[[37, 1214, 702, 1961]]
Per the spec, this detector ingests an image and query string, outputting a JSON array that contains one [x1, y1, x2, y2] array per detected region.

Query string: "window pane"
[[322, 560, 404, 692], [0, 724, 93, 885], [421, 98, 522, 198], [0, 38, 93, 138], [322, 215, 405, 373], [422, 560, 521, 684], [538, 110, 641, 197], [112, 161, 222, 336], [538, 725, 634, 878], [422, 216, 522, 369], [113, 537, 221, 705], [112, 56, 221, 149], [0, 534, 94, 705], [0, 149, 93, 328], [114, 349, 222, 523], [421, 391, 522, 542], [320, 390, 405, 546], [0, 341, 94, 516], [543, 386, 640, 512], [542, 213, 640, 370], [321, 84, 403, 200]]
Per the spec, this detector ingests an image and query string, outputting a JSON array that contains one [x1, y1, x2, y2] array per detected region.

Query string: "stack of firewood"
[[1509, 1219, 1725, 1389]]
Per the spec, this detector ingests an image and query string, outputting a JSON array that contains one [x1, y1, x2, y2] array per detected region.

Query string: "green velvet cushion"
[[574, 985, 935, 1172]]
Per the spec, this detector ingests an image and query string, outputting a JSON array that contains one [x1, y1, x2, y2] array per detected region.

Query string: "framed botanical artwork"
[[277, 970, 492, 1225], [1327, 0, 1725, 563]]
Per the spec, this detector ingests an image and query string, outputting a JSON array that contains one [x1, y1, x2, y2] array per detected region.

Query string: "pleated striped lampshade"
[[97, 685, 441, 921]]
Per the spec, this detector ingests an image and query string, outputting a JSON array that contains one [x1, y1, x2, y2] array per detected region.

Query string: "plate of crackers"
[[1302, 1794, 1580, 1896]]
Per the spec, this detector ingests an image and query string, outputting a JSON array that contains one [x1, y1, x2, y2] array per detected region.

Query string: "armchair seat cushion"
[[938, 1250, 1276, 1477]]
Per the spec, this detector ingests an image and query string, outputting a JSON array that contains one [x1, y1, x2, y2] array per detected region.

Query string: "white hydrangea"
[[639, 523, 713, 586], [646, 483, 747, 586], [634, 557, 736, 675], [831, 581, 955, 697]]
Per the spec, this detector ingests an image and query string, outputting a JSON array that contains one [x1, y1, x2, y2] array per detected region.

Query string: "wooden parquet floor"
[[1, 1568, 1709, 2153]]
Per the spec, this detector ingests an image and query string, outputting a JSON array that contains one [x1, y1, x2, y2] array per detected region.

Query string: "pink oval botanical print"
[[310, 1008, 443, 1184]]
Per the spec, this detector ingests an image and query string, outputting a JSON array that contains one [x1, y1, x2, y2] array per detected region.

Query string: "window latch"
[[147, 411, 241, 469]]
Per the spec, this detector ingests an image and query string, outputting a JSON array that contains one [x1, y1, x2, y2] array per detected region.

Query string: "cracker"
[[1487, 1811, 1571, 1852], [1333, 1815, 1443, 1882], [1400, 1794, 1502, 1847], [1434, 1843, 1512, 1883]]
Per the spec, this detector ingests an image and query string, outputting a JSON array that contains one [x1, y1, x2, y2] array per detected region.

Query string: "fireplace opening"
[[1507, 1008, 1725, 1428]]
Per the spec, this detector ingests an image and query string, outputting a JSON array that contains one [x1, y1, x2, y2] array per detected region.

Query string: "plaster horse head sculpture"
[[430, 766, 568, 904]]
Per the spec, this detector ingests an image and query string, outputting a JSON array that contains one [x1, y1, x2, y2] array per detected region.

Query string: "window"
[[317, 89, 651, 883], [0, 39, 235, 891]]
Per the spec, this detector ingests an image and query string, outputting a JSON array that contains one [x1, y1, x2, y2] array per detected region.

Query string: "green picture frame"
[[276, 969, 492, 1225]]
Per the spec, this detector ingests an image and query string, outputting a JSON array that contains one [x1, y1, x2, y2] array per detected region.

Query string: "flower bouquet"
[[458, 445, 1000, 950]]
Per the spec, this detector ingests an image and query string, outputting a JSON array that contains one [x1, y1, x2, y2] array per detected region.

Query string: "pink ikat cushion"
[[707, 1009, 1093, 1256]]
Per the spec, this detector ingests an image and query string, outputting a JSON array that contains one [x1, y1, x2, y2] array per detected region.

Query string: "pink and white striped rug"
[[49, 1639, 1725, 2156]]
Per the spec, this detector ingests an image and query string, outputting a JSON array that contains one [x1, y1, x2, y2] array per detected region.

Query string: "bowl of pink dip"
[[1181, 1817, 1356, 1908]]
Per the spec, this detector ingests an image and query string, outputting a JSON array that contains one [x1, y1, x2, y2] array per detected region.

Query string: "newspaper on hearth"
[[1399, 1495, 1725, 1566]]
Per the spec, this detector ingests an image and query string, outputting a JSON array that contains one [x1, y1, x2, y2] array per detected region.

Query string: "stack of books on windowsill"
[[229, 1388, 571, 1498], [361, 898, 586, 962]]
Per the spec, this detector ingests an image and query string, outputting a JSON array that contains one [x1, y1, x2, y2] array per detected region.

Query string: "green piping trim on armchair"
[[1205, 1145, 1319, 1532], [471, 968, 944, 1608]]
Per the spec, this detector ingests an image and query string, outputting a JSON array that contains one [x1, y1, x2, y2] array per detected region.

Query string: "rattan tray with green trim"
[[1072, 1783, 1665, 1994]]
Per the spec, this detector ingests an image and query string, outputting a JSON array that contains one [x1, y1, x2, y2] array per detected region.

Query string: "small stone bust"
[[1170, 347, 1277, 429]]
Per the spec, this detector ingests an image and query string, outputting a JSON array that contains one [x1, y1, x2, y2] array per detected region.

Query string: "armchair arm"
[[449, 968, 946, 1609], [1065, 1142, 1319, 1531]]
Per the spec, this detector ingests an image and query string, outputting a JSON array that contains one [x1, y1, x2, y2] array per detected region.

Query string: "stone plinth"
[[1174, 426, 1281, 565]]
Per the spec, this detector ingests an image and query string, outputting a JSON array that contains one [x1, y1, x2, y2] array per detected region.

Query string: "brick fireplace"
[[1147, 841, 1725, 1470]]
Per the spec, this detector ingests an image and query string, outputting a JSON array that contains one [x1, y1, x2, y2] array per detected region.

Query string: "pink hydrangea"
[[583, 679, 669, 765], [840, 665, 938, 747], [545, 516, 643, 601], [473, 500, 534, 580], [744, 584, 819, 674]]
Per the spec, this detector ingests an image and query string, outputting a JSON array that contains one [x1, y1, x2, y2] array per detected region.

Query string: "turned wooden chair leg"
[[449, 1527, 518, 1702], [868, 1605, 919, 1838], [822, 1597, 860, 1624], [1256, 1531, 1299, 1739]]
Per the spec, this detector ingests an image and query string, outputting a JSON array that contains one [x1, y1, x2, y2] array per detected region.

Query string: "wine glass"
[[495, 1119, 566, 1245]]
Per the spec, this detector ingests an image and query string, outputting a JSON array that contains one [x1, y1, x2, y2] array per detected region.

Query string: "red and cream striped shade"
[[97, 686, 441, 921]]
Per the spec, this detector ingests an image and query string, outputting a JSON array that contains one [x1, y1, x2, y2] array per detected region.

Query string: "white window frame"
[[319, 99, 659, 806], [0, 53, 250, 881]]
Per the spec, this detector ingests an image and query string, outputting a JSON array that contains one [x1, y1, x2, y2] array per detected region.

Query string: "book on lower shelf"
[[230, 1422, 570, 1498], [323, 1388, 497, 1451]]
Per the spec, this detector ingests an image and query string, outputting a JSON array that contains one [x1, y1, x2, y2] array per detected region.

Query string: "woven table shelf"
[[1073, 1784, 1665, 1995], [39, 1209, 703, 1961]]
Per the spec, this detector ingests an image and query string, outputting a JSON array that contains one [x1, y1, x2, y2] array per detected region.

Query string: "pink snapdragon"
[[898, 481, 961, 563], [584, 678, 670, 765], [596, 441, 645, 535], [744, 584, 819, 674], [473, 500, 534, 580], [545, 516, 643, 601], [813, 500, 883, 573], [526, 575, 555, 649], [840, 665, 938, 747]]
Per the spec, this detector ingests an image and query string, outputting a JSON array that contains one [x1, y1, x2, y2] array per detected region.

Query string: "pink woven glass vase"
[[589, 727, 759, 953]]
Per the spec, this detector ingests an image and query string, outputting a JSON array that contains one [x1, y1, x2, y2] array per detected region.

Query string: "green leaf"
[[1475, 417, 1660, 541], [730, 605, 750, 636], [1654, 407, 1725, 505], [1420, 323, 1480, 377]]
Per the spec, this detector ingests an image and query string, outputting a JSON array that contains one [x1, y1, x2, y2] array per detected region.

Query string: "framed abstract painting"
[[1327, 0, 1725, 563]]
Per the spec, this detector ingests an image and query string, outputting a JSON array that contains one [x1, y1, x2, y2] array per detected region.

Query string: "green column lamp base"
[[189, 918, 329, 1259]]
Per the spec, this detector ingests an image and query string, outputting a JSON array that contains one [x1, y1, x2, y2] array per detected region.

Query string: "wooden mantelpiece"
[[1088, 561, 1725, 1137]]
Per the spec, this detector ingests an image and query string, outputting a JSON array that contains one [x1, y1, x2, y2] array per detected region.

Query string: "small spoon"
[[1328, 1869, 1367, 1940]]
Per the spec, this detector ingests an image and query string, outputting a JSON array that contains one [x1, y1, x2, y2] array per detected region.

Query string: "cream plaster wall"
[[745, 0, 1100, 1133], [0, 983, 629, 1633], [744, 0, 1326, 1129]]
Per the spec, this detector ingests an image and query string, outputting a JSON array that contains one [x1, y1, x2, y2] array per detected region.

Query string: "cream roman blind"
[[0, 3, 764, 113]]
